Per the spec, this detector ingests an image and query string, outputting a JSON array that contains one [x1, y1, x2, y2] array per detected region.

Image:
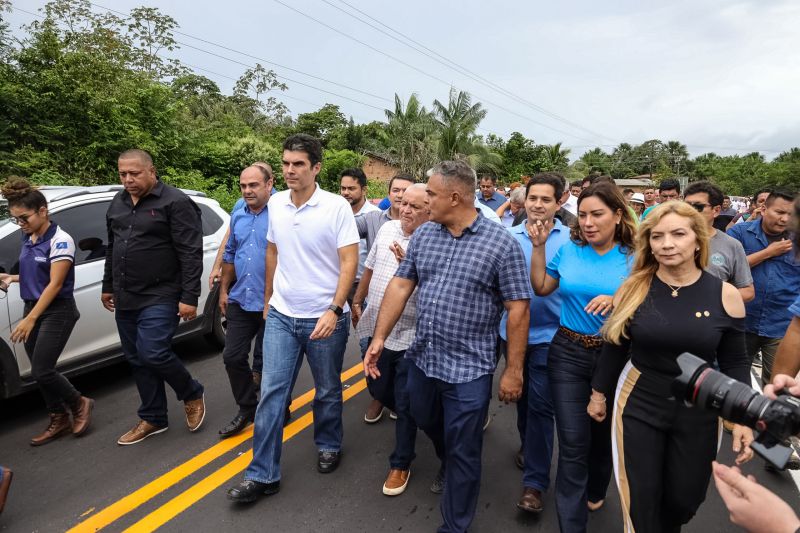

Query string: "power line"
[[88, 2, 392, 105], [325, 0, 615, 143], [271, 0, 599, 144]]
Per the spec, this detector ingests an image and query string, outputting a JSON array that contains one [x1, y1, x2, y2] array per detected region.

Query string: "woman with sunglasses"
[[528, 182, 637, 532], [0, 177, 94, 445]]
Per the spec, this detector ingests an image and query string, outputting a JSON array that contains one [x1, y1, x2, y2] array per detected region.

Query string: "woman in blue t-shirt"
[[528, 182, 636, 533], [0, 178, 93, 446]]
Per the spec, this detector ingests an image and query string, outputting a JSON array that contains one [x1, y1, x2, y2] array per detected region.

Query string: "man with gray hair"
[[365, 160, 531, 532], [496, 187, 526, 227]]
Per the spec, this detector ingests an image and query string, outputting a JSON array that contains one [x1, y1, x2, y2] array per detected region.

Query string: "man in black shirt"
[[102, 149, 206, 445]]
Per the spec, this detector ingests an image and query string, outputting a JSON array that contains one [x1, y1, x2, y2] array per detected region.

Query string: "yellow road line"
[[68, 362, 365, 533], [123, 378, 368, 533]]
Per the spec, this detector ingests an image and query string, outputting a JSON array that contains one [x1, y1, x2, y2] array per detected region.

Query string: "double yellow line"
[[69, 363, 367, 532]]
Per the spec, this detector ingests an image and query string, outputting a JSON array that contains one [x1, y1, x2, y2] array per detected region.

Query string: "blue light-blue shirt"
[[499, 219, 570, 345], [223, 204, 269, 312], [477, 191, 507, 211], [546, 241, 632, 335], [727, 219, 800, 337]]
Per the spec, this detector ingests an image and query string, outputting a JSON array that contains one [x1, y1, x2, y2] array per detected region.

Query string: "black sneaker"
[[227, 479, 280, 503], [430, 466, 445, 494], [318, 451, 341, 473]]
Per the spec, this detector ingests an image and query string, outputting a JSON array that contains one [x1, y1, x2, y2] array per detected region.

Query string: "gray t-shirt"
[[707, 229, 753, 288]]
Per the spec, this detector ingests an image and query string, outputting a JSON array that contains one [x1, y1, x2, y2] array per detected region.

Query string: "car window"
[[197, 203, 224, 237], [0, 228, 22, 274], [52, 201, 112, 265]]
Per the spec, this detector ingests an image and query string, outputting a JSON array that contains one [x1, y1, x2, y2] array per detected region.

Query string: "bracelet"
[[590, 396, 606, 403]]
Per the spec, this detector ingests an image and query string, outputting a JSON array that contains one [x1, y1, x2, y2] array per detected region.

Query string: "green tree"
[[294, 103, 347, 144], [542, 142, 571, 171], [317, 148, 365, 192], [383, 93, 437, 179]]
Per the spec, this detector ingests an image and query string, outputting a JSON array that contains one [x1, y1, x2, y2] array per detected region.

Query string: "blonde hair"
[[602, 201, 711, 344]]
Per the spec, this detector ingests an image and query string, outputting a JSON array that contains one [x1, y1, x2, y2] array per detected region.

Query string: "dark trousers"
[[222, 302, 262, 416], [521, 343, 555, 492], [116, 303, 204, 427], [615, 363, 720, 532], [23, 299, 81, 414], [407, 362, 491, 533], [367, 346, 444, 470], [547, 330, 613, 533]]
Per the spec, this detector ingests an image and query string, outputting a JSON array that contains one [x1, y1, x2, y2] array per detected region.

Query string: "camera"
[[673, 352, 800, 469]]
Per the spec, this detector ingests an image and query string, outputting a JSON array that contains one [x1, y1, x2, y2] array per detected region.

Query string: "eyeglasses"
[[687, 202, 708, 213], [10, 211, 37, 225]]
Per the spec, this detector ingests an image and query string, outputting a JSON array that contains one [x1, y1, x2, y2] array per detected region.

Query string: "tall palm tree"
[[544, 142, 571, 170], [383, 93, 437, 178], [432, 88, 488, 160], [664, 140, 689, 174]]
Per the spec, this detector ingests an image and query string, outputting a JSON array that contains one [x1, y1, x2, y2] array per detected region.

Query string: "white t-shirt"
[[562, 193, 578, 215], [474, 199, 502, 224], [354, 200, 380, 280], [267, 184, 360, 318]]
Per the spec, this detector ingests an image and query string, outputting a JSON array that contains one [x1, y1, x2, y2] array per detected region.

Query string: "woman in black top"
[[588, 201, 754, 532]]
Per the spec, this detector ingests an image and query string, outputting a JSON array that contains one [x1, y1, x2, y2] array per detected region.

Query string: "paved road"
[[1, 331, 798, 532]]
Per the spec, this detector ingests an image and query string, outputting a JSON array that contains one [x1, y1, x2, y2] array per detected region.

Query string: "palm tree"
[[664, 141, 689, 174], [432, 88, 501, 174], [543, 142, 571, 170], [383, 93, 438, 178]]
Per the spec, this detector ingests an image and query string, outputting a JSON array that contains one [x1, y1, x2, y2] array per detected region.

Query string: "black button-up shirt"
[[102, 181, 203, 310]]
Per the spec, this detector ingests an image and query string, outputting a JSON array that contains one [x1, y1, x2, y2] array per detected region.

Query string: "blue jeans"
[[407, 362, 490, 533], [522, 343, 554, 492], [547, 330, 612, 533], [116, 303, 204, 427], [244, 307, 349, 484]]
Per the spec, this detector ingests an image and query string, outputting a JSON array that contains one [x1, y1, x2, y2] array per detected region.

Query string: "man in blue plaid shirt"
[[365, 160, 531, 533]]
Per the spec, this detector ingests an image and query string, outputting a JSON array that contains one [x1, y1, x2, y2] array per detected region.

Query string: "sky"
[[7, 0, 800, 159]]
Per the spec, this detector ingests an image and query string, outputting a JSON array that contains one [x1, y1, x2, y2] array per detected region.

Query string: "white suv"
[[0, 185, 229, 398]]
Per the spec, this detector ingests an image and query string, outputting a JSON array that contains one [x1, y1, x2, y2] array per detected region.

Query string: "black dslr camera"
[[673, 352, 800, 469]]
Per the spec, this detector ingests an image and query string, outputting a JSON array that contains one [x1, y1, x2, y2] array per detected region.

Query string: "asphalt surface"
[[1, 330, 798, 532]]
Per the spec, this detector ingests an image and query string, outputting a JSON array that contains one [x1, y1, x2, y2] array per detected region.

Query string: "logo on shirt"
[[56, 242, 69, 249], [710, 253, 725, 267], [34, 256, 47, 263]]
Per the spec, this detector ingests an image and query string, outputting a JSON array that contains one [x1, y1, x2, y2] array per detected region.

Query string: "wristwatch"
[[328, 304, 344, 317]]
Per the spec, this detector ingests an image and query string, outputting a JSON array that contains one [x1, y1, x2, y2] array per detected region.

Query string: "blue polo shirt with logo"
[[19, 223, 76, 301]]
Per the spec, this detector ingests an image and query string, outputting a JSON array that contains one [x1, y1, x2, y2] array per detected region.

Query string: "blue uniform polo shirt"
[[223, 204, 269, 312], [499, 219, 570, 345], [728, 219, 800, 338], [476, 191, 508, 212], [19, 222, 76, 301]]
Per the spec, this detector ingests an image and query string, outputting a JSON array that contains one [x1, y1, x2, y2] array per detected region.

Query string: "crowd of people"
[[1, 133, 800, 533]]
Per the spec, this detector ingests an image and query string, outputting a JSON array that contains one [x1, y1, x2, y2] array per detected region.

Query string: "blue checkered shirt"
[[395, 214, 531, 383]]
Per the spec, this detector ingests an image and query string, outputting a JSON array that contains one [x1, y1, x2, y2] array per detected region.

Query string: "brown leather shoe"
[[30, 413, 71, 446], [0, 466, 12, 514], [364, 399, 384, 424], [382, 469, 410, 496], [185, 395, 206, 432], [70, 396, 94, 436], [117, 420, 168, 446], [517, 487, 543, 513]]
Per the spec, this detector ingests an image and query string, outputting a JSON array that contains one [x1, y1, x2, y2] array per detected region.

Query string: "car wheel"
[[204, 293, 226, 348]]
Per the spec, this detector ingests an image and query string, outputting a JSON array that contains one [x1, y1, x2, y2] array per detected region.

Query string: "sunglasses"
[[10, 211, 37, 225], [687, 202, 708, 213]]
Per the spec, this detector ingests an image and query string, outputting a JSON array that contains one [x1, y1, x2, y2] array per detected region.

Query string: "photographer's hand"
[[731, 424, 754, 464], [764, 374, 800, 400], [713, 461, 800, 533]]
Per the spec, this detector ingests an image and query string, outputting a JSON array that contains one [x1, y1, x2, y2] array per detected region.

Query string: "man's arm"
[[170, 198, 203, 317], [209, 225, 231, 289], [351, 267, 372, 327], [219, 262, 235, 316], [309, 243, 358, 340], [737, 285, 755, 303], [263, 241, 277, 319], [363, 276, 417, 379], [101, 210, 116, 311], [498, 299, 529, 403], [743, 240, 794, 268], [356, 214, 368, 239], [772, 317, 800, 380]]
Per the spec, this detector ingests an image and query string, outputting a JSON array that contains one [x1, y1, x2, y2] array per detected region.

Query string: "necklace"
[[664, 282, 682, 298]]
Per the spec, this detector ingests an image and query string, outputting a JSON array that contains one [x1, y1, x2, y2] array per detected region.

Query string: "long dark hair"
[[570, 182, 636, 252]]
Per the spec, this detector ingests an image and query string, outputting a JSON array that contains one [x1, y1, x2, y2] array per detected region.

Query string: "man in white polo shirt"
[[228, 134, 360, 503]]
